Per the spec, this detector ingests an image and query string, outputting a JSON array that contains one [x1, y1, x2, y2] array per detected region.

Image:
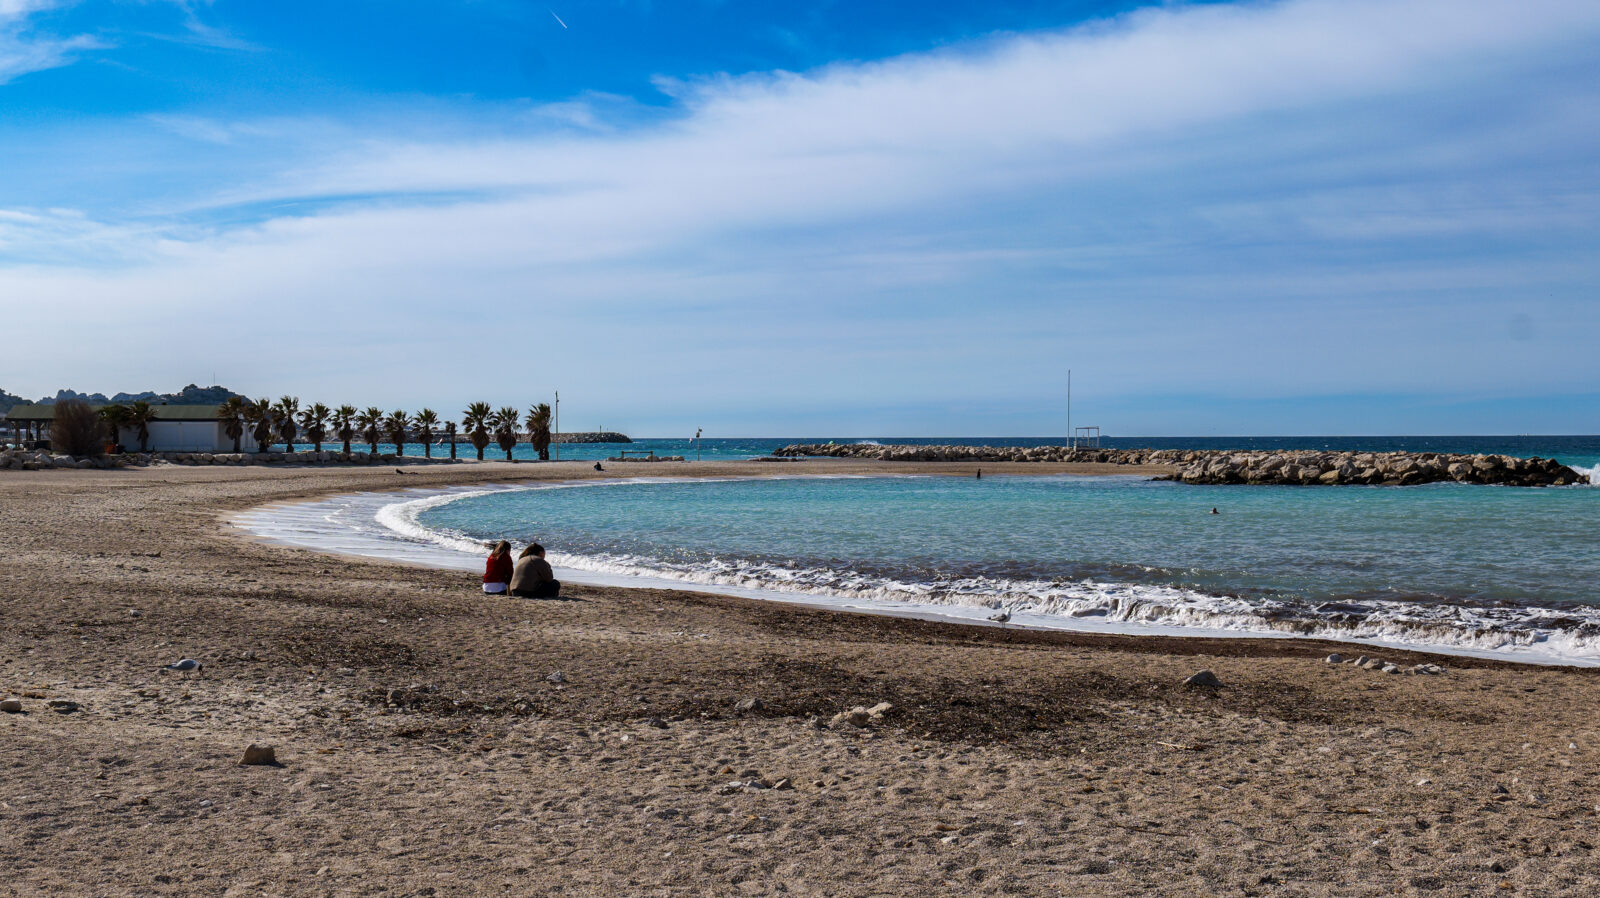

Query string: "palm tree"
[[275, 396, 300, 452], [299, 403, 330, 453], [247, 398, 275, 452], [462, 402, 492, 461], [443, 421, 458, 459], [493, 407, 520, 461], [414, 409, 439, 459], [525, 403, 553, 461], [385, 410, 410, 458], [357, 407, 384, 454], [125, 400, 156, 453], [99, 403, 129, 452], [333, 405, 357, 455], [216, 397, 247, 453]]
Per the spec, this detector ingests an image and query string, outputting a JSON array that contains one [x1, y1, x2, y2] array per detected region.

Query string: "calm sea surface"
[[403, 437, 1600, 661]]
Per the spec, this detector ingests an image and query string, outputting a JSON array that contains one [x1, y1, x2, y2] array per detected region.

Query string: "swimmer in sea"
[[1209, 507, 1220, 515]]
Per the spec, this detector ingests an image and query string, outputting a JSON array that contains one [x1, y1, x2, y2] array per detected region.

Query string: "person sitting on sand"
[[509, 543, 561, 599], [593, 462, 604, 472], [483, 540, 513, 595]]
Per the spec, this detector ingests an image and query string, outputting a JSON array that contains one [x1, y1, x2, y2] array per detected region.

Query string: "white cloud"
[[2, 0, 1599, 429], [0, 0, 103, 84]]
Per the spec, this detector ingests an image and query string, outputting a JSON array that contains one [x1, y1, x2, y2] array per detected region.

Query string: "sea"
[[238, 436, 1600, 665]]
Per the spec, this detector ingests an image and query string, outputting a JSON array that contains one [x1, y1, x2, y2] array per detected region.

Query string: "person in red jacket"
[[482, 540, 513, 594]]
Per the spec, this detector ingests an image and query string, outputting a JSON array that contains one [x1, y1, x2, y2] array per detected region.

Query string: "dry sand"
[[2, 460, 1598, 897]]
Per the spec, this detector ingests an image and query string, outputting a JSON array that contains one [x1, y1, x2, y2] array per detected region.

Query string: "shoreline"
[[7, 461, 1600, 895], [226, 471, 1600, 668]]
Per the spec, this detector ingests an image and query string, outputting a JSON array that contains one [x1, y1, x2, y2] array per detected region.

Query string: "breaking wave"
[[370, 485, 1600, 665]]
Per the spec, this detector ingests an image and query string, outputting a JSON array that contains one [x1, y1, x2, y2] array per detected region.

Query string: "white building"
[[4, 403, 239, 453]]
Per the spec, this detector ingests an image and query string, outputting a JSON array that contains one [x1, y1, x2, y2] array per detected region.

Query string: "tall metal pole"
[[696, 427, 702, 462], [1067, 369, 1072, 451], [553, 391, 559, 461]]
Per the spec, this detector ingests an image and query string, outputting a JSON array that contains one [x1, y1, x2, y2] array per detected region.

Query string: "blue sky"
[[1, 0, 1597, 436]]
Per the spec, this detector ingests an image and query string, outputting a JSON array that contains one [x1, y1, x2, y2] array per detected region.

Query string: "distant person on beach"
[[510, 543, 561, 599], [594, 462, 604, 472], [483, 540, 513, 594], [1209, 507, 1220, 515]]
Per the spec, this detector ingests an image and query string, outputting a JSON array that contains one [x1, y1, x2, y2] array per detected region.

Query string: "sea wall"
[[771, 444, 1589, 487]]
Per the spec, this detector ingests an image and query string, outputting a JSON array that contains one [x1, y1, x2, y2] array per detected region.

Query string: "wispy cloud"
[[0, 0, 103, 83]]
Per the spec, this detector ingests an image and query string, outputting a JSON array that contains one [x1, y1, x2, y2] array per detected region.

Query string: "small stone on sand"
[[1183, 670, 1224, 688], [0, 699, 22, 713], [239, 743, 279, 766]]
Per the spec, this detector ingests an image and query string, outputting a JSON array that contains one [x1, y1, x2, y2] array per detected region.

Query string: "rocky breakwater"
[[771, 443, 1589, 487], [1164, 450, 1587, 487], [773, 443, 1183, 465]]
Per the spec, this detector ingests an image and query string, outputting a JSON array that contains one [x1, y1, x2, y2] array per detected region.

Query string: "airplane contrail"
[[549, 8, 567, 29]]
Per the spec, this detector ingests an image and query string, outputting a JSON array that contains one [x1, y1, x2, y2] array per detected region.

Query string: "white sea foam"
[[230, 478, 1600, 666], [1570, 462, 1600, 485]]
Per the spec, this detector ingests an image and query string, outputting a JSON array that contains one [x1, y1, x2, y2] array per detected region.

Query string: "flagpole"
[[554, 391, 560, 461]]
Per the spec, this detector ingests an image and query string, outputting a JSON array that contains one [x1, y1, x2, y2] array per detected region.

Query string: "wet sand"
[[3, 460, 1598, 896]]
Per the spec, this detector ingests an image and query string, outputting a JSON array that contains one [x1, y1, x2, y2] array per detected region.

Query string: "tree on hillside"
[[275, 396, 300, 452], [462, 402, 492, 461], [414, 408, 439, 458], [333, 405, 357, 455], [385, 410, 410, 458], [217, 396, 247, 453], [525, 403, 552, 461]]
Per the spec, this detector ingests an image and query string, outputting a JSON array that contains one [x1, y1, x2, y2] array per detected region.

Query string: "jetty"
[[772, 444, 1589, 487]]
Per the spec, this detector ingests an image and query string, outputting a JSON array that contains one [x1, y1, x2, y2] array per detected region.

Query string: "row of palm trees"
[[215, 397, 555, 461]]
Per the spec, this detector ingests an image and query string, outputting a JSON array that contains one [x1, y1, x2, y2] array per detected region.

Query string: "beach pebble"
[[830, 708, 873, 728], [735, 697, 762, 712], [1380, 663, 1402, 674], [641, 717, 668, 729], [128, 609, 142, 618], [1413, 663, 1447, 675], [239, 743, 279, 766], [545, 671, 566, 684], [0, 699, 22, 713], [772, 778, 794, 790], [1324, 653, 1345, 664], [48, 700, 81, 713], [1183, 670, 1224, 688]]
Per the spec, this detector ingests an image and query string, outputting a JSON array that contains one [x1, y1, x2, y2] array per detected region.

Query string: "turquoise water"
[[415, 471, 1600, 659]]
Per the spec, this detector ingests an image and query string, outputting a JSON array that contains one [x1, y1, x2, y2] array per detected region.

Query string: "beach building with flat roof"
[[3, 404, 236, 452]]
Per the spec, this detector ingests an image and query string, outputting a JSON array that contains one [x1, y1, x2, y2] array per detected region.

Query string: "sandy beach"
[[4, 460, 1599, 897]]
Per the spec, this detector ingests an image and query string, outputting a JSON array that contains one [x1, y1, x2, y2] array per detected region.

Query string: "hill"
[[0, 384, 246, 415]]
